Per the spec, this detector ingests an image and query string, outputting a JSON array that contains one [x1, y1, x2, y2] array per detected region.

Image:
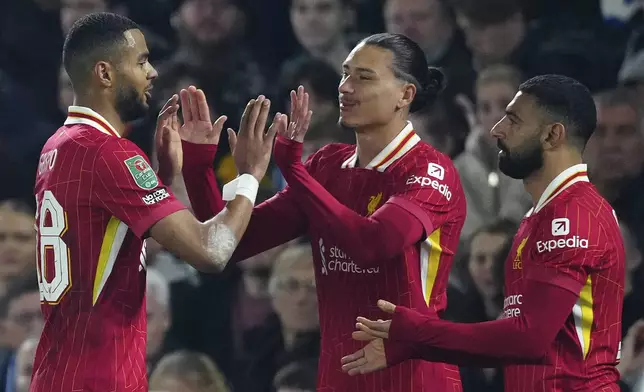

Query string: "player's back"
[[503, 165, 624, 391], [31, 108, 174, 391], [306, 124, 466, 391]]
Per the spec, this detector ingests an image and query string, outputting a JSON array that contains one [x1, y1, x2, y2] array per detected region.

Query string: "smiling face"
[[490, 91, 546, 179], [111, 29, 158, 122], [338, 43, 412, 129]]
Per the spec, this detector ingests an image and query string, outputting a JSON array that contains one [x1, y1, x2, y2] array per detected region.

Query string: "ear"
[[542, 122, 566, 150], [94, 61, 114, 88], [397, 83, 416, 111]]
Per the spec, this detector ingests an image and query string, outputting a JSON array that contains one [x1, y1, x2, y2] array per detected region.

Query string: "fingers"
[[187, 86, 200, 123], [267, 112, 284, 141], [340, 348, 364, 365], [289, 89, 297, 120], [356, 322, 389, 339], [377, 300, 397, 314], [227, 128, 237, 154], [212, 115, 228, 137], [254, 98, 271, 138], [238, 99, 255, 139], [194, 88, 212, 124], [341, 356, 367, 375], [158, 94, 179, 119], [352, 330, 378, 341], [179, 89, 192, 123]]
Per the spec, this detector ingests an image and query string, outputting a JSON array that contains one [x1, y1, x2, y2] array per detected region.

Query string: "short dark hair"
[[62, 12, 140, 85], [594, 87, 643, 121], [361, 33, 446, 113], [277, 56, 340, 113], [519, 74, 597, 149], [273, 359, 318, 390]]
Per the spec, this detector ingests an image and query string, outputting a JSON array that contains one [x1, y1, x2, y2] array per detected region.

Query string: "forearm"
[[389, 280, 580, 362], [230, 189, 308, 263], [182, 141, 225, 221], [274, 138, 423, 265], [385, 340, 507, 368], [198, 195, 254, 271]]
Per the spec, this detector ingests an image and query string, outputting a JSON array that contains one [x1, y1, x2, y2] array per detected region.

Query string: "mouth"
[[144, 86, 153, 99], [339, 98, 358, 112]]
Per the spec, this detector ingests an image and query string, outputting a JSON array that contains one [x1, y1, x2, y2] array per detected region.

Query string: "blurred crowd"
[[1, 0, 644, 391]]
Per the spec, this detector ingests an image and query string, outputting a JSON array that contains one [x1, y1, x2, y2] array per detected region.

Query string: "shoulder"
[[534, 183, 618, 249], [392, 142, 462, 187], [305, 142, 355, 172]]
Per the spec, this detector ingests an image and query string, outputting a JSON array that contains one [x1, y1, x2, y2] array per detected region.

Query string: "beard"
[[115, 83, 148, 123], [497, 138, 544, 179]]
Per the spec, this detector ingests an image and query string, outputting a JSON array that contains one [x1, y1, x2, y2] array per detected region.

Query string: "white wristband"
[[222, 174, 259, 205]]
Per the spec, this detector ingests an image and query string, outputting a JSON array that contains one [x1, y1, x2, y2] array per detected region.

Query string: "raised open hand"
[[227, 96, 279, 182], [178, 85, 227, 145]]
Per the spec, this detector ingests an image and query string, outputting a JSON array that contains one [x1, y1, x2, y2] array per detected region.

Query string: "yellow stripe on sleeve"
[[424, 228, 442, 305]]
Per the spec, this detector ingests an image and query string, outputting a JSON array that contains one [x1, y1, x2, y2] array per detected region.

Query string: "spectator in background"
[[60, 0, 108, 34], [450, 0, 531, 71], [383, 0, 475, 99], [161, 0, 266, 127], [0, 200, 37, 298], [288, 0, 355, 72], [149, 350, 230, 392], [277, 57, 353, 157], [409, 96, 470, 157], [13, 337, 37, 392], [587, 88, 644, 201], [586, 88, 644, 251], [147, 269, 174, 373], [273, 359, 318, 392], [454, 65, 531, 241], [445, 219, 516, 392], [620, 223, 644, 337], [619, 28, 644, 106], [240, 244, 319, 392], [0, 278, 42, 392]]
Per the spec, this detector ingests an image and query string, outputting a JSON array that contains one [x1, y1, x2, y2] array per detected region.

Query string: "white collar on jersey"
[[341, 121, 421, 172], [525, 163, 589, 217], [64, 106, 121, 138]]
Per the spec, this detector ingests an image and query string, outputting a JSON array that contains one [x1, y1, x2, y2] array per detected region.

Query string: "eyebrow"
[[137, 51, 149, 61], [342, 64, 377, 75], [505, 109, 521, 121]]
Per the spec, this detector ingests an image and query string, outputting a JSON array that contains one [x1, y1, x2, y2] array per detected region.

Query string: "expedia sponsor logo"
[[406, 176, 452, 200], [536, 236, 588, 253]]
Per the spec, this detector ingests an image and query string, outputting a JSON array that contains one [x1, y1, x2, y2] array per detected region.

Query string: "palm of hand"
[[363, 339, 387, 373], [179, 118, 217, 144]]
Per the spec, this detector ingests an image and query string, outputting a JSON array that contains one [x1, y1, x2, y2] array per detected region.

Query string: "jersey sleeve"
[[525, 204, 607, 294], [92, 139, 186, 238], [387, 156, 463, 236]]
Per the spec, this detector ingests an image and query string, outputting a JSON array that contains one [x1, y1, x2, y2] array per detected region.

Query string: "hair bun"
[[425, 67, 446, 94]]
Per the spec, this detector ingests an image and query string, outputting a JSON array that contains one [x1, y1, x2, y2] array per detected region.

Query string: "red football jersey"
[[502, 164, 624, 391], [31, 106, 185, 392], [307, 123, 466, 391]]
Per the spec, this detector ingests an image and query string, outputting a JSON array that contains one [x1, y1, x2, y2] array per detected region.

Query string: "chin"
[[338, 115, 360, 130]]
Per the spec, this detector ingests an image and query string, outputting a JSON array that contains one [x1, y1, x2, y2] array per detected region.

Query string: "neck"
[[73, 95, 127, 136], [355, 117, 408, 168], [523, 150, 582, 207]]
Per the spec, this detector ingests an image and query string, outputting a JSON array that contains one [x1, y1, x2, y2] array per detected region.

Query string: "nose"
[[148, 64, 158, 80], [338, 76, 352, 95], [489, 118, 504, 139]]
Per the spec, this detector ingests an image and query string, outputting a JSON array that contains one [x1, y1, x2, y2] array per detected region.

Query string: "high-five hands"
[[341, 300, 398, 376], [155, 86, 227, 185], [227, 96, 278, 182]]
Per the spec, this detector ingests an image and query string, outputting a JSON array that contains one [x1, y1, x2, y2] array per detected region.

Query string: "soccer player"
[[341, 75, 626, 392], [32, 13, 277, 391], [178, 33, 467, 390]]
